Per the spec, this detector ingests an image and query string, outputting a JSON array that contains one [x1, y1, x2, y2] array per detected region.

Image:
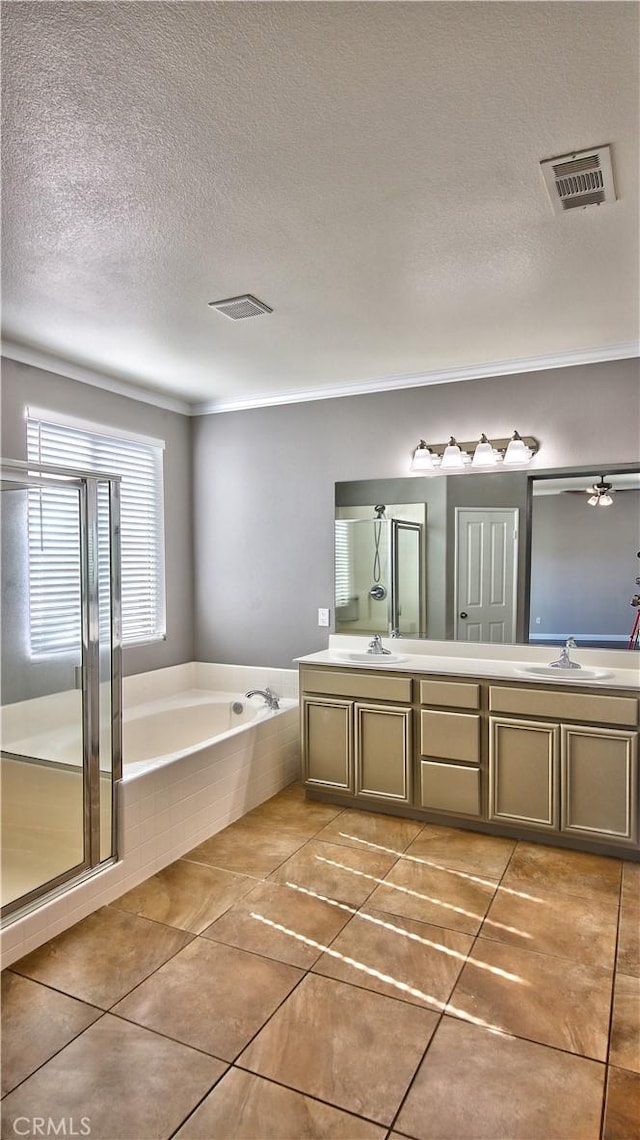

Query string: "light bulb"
[[472, 434, 500, 467], [410, 441, 436, 473], [503, 430, 532, 465], [440, 436, 469, 470]]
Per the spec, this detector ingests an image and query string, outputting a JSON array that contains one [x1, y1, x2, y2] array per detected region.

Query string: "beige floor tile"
[[238, 973, 438, 1126], [501, 841, 622, 904], [0, 1014, 225, 1140], [175, 1067, 387, 1139], [617, 863, 640, 978], [448, 936, 613, 1059], [113, 937, 303, 1061], [1, 971, 101, 1096], [243, 793, 345, 836], [268, 838, 398, 908], [366, 855, 498, 935], [603, 1066, 640, 1140], [314, 808, 423, 856], [110, 858, 255, 933], [610, 973, 640, 1074], [11, 907, 192, 1008], [312, 906, 472, 1011], [402, 824, 515, 879], [184, 817, 308, 877], [395, 1015, 605, 1140], [201, 879, 352, 968], [480, 881, 619, 968]]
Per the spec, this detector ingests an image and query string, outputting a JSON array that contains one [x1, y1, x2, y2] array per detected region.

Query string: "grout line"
[[0, 1005, 107, 1101], [599, 866, 625, 1140]]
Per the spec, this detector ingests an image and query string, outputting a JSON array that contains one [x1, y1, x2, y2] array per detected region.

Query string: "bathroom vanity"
[[297, 640, 640, 859]]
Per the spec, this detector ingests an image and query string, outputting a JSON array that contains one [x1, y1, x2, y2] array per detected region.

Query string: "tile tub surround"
[[0, 663, 299, 969], [2, 785, 639, 1140]]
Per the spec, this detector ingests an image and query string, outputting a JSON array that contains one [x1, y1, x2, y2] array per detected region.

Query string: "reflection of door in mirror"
[[335, 505, 425, 636], [454, 508, 519, 643]]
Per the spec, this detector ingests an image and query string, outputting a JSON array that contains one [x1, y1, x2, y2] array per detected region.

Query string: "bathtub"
[[1, 661, 300, 968]]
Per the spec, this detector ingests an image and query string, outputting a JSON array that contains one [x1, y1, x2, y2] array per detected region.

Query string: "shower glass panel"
[[393, 521, 423, 637], [335, 515, 424, 636], [0, 461, 121, 919]]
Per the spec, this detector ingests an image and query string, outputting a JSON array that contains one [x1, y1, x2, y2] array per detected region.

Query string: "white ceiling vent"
[[540, 146, 616, 215], [207, 294, 273, 320]]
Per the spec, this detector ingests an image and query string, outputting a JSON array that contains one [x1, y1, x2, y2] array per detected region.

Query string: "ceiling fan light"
[[472, 434, 500, 467], [587, 493, 599, 506], [598, 493, 613, 506], [503, 431, 532, 465], [410, 441, 436, 473]]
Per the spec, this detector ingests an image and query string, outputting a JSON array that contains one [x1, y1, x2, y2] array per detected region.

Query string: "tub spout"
[[245, 687, 280, 710]]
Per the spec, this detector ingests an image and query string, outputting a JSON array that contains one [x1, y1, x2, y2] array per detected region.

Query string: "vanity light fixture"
[[440, 437, 471, 471], [410, 431, 539, 475], [471, 433, 501, 468], [409, 441, 437, 473], [503, 430, 535, 466]]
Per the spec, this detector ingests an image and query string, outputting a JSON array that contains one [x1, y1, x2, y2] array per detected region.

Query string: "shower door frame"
[[0, 458, 122, 921]]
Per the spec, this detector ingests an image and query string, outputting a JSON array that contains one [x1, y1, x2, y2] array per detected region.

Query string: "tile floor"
[[2, 782, 639, 1140]]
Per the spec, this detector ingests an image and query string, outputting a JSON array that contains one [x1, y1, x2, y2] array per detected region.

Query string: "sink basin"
[[330, 651, 408, 665], [515, 665, 613, 681]]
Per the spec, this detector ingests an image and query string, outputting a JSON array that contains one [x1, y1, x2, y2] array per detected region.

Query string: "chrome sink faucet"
[[245, 687, 280, 709], [549, 638, 582, 670], [367, 634, 391, 655]]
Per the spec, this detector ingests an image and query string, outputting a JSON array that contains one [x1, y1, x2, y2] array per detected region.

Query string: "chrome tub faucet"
[[245, 687, 280, 709]]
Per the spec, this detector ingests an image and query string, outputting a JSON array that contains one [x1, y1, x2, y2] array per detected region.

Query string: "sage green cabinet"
[[302, 695, 412, 803], [302, 696, 353, 793], [489, 717, 560, 830], [355, 703, 412, 802], [561, 725, 638, 845]]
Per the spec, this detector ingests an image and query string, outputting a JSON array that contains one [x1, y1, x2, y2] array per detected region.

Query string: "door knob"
[[459, 611, 468, 619]]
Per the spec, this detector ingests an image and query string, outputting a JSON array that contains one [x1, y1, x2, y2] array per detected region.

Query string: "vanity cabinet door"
[[302, 697, 354, 793], [561, 725, 638, 845], [489, 717, 560, 830], [354, 702, 412, 803]]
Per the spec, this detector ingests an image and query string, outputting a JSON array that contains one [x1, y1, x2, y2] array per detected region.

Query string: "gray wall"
[[1, 358, 194, 698], [529, 489, 640, 641], [192, 358, 640, 668]]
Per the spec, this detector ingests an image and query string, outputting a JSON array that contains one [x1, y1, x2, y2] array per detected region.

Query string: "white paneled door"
[[455, 508, 519, 642]]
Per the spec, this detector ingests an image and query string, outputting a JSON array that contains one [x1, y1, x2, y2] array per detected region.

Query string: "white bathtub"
[[123, 690, 296, 776], [1, 662, 300, 968]]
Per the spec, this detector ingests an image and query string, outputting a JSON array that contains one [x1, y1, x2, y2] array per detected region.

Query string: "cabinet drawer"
[[420, 679, 480, 709], [420, 761, 480, 816], [420, 710, 480, 763], [301, 668, 412, 703], [489, 686, 638, 728]]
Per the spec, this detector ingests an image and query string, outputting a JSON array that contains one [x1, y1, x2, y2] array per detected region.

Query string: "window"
[[27, 410, 166, 655], [334, 519, 354, 608]]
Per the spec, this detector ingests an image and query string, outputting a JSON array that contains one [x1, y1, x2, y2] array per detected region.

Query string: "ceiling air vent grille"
[[540, 146, 616, 215], [208, 294, 273, 320]]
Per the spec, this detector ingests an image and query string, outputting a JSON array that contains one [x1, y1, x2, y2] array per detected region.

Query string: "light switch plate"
[[317, 608, 330, 627]]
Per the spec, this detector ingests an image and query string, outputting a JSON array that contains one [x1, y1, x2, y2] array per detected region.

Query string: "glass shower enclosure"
[[1, 459, 122, 920], [335, 513, 424, 637]]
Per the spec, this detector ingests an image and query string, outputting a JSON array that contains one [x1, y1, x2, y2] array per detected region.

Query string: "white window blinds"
[[27, 412, 166, 655], [334, 520, 354, 607]]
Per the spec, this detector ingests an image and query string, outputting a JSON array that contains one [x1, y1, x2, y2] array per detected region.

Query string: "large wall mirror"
[[335, 465, 640, 649]]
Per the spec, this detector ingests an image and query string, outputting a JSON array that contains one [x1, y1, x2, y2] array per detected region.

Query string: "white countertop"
[[296, 636, 640, 691]]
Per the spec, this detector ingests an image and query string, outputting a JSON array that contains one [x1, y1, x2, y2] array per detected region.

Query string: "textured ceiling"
[[2, 1, 639, 409]]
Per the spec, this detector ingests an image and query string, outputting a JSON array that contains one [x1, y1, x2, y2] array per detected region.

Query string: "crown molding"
[[2, 338, 637, 418], [1, 341, 191, 415], [191, 341, 640, 416]]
